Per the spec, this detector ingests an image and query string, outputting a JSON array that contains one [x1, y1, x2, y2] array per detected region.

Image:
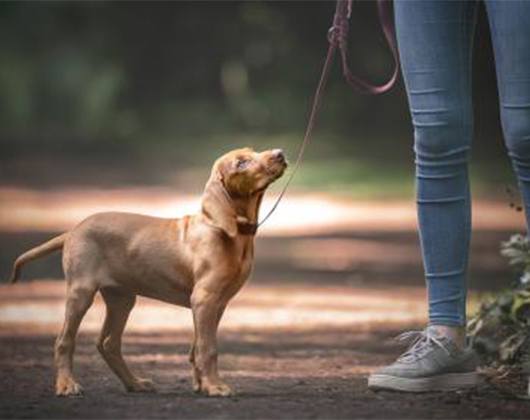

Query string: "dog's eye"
[[236, 158, 251, 170]]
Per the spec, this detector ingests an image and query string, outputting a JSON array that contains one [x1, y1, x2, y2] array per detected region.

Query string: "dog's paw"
[[192, 377, 201, 393], [201, 382, 234, 397], [128, 378, 157, 393], [56, 377, 83, 397]]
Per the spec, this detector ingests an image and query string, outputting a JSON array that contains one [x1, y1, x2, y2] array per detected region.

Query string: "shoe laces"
[[395, 329, 451, 363]]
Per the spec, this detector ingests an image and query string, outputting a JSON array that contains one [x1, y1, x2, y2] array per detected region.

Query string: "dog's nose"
[[272, 149, 285, 162]]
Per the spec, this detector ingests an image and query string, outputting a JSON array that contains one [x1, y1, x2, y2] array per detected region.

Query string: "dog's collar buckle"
[[237, 221, 258, 236]]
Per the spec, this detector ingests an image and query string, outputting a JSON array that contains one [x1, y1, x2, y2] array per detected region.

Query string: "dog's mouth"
[[265, 155, 288, 180], [264, 163, 287, 184]]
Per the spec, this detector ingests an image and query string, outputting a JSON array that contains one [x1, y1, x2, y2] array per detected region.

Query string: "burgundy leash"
[[258, 0, 399, 228], [332, 0, 399, 94]]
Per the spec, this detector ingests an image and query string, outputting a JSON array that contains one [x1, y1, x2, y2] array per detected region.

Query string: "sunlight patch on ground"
[[0, 281, 427, 334], [0, 186, 524, 234]]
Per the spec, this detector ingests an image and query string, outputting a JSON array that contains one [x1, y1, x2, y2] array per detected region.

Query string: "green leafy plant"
[[468, 234, 530, 396]]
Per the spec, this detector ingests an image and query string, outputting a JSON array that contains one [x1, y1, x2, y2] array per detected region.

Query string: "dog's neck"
[[230, 193, 263, 236], [202, 177, 263, 236]]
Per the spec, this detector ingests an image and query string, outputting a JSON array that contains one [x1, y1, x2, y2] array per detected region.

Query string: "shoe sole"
[[368, 372, 480, 393]]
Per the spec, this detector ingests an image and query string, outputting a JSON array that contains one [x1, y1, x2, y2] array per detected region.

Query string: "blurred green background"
[[0, 0, 516, 198]]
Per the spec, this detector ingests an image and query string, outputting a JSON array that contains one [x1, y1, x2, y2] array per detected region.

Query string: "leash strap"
[[257, 38, 338, 228], [258, 0, 399, 227]]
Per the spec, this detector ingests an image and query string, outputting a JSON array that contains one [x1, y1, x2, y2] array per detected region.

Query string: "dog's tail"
[[9, 233, 68, 284]]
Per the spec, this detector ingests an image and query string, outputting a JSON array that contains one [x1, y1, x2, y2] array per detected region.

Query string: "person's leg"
[[485, 1, 530, 226], [397, 0, 478, 331], [368, 0, 480, 392]]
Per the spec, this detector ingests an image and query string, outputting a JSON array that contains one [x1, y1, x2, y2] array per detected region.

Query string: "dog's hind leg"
[[97, 289, 155, 393], [55, 281, 96, 397]]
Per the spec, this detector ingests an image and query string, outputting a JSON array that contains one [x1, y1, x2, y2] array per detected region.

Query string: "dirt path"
[[1, 189, 528, 418], [1, 281, 529, 419]]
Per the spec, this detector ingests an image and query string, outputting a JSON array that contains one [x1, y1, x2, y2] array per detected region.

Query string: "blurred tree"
[[0, 0, 511, 187]]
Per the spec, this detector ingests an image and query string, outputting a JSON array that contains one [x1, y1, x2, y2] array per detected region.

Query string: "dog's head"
[[212, 147, 287, 196], [201, 148, 287, 237]]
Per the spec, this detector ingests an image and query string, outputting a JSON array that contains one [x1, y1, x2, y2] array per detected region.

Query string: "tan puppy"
[[9, 148, 287, 397]]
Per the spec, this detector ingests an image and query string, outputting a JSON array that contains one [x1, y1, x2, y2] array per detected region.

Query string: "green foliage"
[[0, 1, 509, 172], [468, 234, 530, 373]]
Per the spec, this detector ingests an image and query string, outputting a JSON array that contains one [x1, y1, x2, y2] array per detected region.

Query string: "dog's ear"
[[201, 170, 238, 239]]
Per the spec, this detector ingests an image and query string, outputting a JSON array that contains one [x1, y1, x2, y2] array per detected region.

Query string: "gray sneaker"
[[368, 326, 480, 392]]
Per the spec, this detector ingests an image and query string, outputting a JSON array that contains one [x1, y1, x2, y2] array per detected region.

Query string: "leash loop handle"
[[330, 0, 399, 95]]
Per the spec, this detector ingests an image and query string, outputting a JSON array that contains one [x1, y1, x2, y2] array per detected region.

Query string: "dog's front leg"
[[189, 303, 226, 393], [190, 285, 231, 397]]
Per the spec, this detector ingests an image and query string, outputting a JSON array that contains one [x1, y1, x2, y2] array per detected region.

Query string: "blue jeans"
[[394, 0, 530, 326]]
